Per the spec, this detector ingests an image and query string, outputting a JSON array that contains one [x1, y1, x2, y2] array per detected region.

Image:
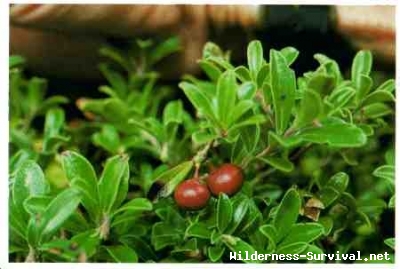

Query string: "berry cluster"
[[174, 164, 243, 210]]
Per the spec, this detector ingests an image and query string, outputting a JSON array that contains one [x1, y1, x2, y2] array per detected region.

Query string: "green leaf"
[[120, 235, 158, 261], [384, 238, 395, 250], [26, 217, 41, 247], [37, 96, 69, 115], [237, 81, 257, 100], [199, 60, 222, 82], [61, 151, 99, 221], [329, 86, 356, 109], [277, 242, 308, 255], [298, 121, 367, 147], [92, 124, 120, 154], [113, 198, 153, 216], [363, 103, 392, 119], [156, 161, 193, 197], [280, 47, 299, 66], [39, 188, 82, 241], [247, 40, 264, 80], [98, 154, 130, 214], [217, 193, 233, 233], [104, 245, 138, 263], [228, 115, 266, 132], [362, 90, 395, 106], [208, 245, 225, 262], [192, 130, 218, 146], [13, 160, 49, 208], [217, 70, 237, 126], [307, 74, 335, 96], [221, 235, 260, 263], [259, 224, 277, 250], [260, 156, 294, 173], [227, 198, 250, 234], [186, 222, 212, 239], [10, 55, 26, 69], [270, 49, 296, 135], [273, 188, 301, 241], [326, 172, 349, 193], [376, 79, 395, 93], [150, 36, 180, 65], [98, 63, 128, 98], [151, 222, 182, 250], [203, 42, 225, 59], [23, 196, 52, 216], [356, 75, 373, 102], [172, 238, 198, 254], [352, 50, 373, 93], [314, 54, 342, 83], [229, 100, 254, 126], [373, 165, 394, 182], [43, 108, 67, 152], [294, 89, 322, 128], [256, 64, 270, 87], [163, 100, 184, 126], [179, 82, 219, 125], [268, 131, 302, 149], [279, 223, 325, 246], [235, 66, 251, 82], [388, 196, 395, 209]]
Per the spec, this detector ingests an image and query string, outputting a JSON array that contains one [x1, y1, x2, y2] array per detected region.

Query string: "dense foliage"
[[9, 38, 395, 263]]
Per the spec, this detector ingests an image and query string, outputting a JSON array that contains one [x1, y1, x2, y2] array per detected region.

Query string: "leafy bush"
[[9, 38, 395, 263]]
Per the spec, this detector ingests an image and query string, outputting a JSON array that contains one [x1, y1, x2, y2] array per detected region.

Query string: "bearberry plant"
[[9, 38, 395, 263]]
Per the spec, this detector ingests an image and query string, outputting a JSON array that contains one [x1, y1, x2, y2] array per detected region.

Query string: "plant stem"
[[25, 246, 35, 263], [255, 145, 271, 159]]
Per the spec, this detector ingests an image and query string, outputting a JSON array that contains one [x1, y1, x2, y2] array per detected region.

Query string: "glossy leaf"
[[156, 161, 193, 197], [13, 160, 49, 208], [352, 50, 372, 93], [104, 245, 138, 263], [281, 47, 299, 66], [273, 188, 301, 241], [362, 90, 395, 106], [237, 81, 257, 100], [235, 66, 251, 82], [92, 124, 120, 154], [270, 49, 296, 135], [260, 156, 294, 173], [298, 121, 367, 147], [373, 165, 394, 182], [208, 245, 225, 262], [217, 70, 237, 126], [217, 193, 233, 233], [39, 188, 82, 241], [179, 82, 218, 125], [363, 103, 392, 119], [199, 60, 222, 82], [186, 222, 212, 239], [376, 79, 395, 92], [294, 89, 322, 128], [113, 198, 153, 216], [279, 223, 325, 246], [98, 154, 129, 214], [247, 40, 264, 79]]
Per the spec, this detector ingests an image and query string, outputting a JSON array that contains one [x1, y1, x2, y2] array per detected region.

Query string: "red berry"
[[174, 178, 210, 210], [207, 163, 243, 196]]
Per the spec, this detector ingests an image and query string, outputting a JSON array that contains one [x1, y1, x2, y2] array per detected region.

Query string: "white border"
[[2, 1, 399, 269]]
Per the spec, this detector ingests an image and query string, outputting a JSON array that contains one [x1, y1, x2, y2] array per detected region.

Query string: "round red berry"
[[207, 163, 243, 196], [174, 178, 210, 210]]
